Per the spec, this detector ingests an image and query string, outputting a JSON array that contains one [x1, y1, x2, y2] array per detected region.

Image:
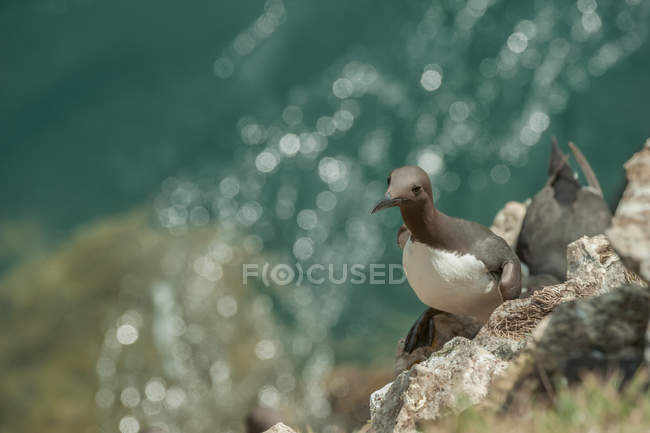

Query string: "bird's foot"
[[403, 307, 441, 353]]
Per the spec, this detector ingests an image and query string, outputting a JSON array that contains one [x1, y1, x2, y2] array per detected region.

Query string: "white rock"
[[369, 338, 509, 433], [607, 138, 650, 282], [263, 422, 297, 433], [489, 200, 527, 248]]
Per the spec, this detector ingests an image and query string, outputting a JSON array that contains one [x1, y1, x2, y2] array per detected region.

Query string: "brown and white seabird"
[[371, 166, 521, 352]]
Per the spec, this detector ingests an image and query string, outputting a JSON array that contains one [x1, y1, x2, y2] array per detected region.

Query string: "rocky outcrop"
[[480, 234, 644, 341], [370, 337, 510, 433], [368, 234, 645, 432], [489, 283, 649, 410], [262, 423, 298, 433], [490, 201, 527, 249], [528, 283, 648, 378], [607, 139, 650, 283]]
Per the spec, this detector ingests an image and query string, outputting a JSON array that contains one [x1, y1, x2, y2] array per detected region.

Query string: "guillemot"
[[517, 139, 612, 282], [372, 166, 521, 352]]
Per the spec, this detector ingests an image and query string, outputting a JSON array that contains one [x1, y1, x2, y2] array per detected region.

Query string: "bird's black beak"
[[371, 193, 402, 214]]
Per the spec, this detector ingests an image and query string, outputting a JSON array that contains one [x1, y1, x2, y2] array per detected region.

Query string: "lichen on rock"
[[489, 201, 528, 249], [370, 337, 510, 433], [489, 283, 649, 411], [607, 138, 650, 283], [262, 422, 298, 433]]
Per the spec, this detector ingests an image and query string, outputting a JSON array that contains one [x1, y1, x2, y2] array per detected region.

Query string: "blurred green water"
[[2, 0, 650, 431], [2, 0, 648, 233]]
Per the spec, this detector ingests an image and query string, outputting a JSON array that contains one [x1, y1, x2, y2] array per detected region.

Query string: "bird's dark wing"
[[440, 216, 519, 271], [472, 228, 520, 273], [431, 213, 522, 300], [452, 218, 522, 300]]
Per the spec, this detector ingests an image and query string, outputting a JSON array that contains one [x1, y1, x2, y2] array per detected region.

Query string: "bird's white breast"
[[402, 237, 502, 323]]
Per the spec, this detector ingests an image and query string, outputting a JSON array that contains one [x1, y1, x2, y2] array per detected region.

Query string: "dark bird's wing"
[[466, 224, 522, 300], [438, 215, 522, 300]]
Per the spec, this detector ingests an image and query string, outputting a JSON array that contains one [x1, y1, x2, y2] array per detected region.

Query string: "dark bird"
[[371, 166, 521, 353], [517, 139, 612, 283]]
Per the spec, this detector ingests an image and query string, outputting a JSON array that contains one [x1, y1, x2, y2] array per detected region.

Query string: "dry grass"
[[483, 278, 603, 340], [423, 369, 650, 433]]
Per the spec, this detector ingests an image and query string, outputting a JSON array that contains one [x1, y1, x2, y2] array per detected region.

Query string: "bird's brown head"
[[371, 166, 433, 214]]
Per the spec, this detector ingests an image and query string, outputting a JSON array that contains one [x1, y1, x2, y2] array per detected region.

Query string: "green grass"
[[423, 369, 650, 433]]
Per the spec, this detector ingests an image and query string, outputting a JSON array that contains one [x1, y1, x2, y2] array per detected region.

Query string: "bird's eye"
[[387, 176, 391, 185], [412, 185, 422, 194]]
